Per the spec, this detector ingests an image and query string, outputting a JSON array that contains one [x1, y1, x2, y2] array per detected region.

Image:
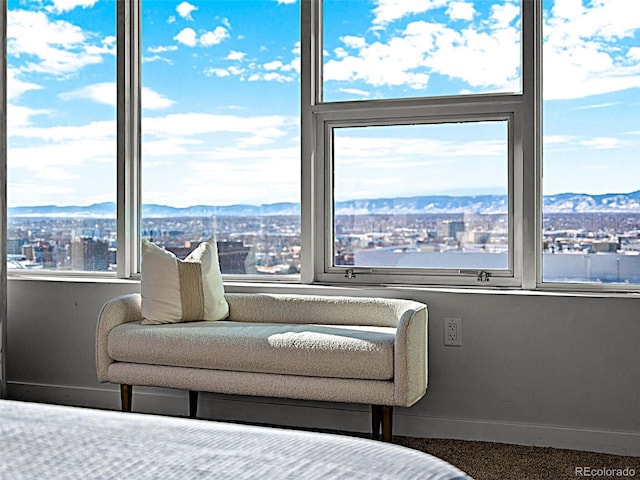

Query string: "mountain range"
[[8, 191, 640, 218]]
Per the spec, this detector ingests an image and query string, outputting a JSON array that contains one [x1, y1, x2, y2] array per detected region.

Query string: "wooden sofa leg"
[[189, 390, 199, 418], [371, 405, 382, 440], [120, 384, 132, 412], [381, 406, 393, 442], [372, 405, 393, 441]]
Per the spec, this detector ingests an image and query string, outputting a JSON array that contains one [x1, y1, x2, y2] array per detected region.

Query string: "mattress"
[[0, 400, 472, 479]]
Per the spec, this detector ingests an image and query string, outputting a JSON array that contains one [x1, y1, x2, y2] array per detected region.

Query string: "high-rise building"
[[71, 238, 110, 271]]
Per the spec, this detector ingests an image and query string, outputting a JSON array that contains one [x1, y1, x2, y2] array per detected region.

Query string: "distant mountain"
[[542, 191, 640, 213], [8, 191, 640, 217]]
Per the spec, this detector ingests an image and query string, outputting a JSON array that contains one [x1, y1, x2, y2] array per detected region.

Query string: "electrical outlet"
[[444, 318, 462, 346]]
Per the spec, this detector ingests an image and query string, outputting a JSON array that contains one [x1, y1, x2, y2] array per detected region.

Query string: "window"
[[6, 0, 117, 272], [322, 0, 522, 102], [140, 0, 301, 276], [3, 0, 639, 292], [313, 0, 526, 286], [331, 121, 510, 270], [541, 0, 640, 286]]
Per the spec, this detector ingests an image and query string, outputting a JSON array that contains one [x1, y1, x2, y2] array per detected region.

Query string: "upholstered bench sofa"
[[96, 291, 428, 441]]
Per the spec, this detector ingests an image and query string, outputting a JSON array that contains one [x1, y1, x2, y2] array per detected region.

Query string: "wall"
[[6, 277, 640, 456]]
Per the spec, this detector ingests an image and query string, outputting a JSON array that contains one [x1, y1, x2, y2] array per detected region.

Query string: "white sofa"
[[96, 292, 428, 441]]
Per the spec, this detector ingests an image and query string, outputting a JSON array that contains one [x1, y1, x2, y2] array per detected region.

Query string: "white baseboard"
[[8, 382, 640, 457]]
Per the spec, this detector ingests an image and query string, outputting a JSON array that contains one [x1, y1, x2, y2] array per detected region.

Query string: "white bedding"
[[0, 400, 472, 480]]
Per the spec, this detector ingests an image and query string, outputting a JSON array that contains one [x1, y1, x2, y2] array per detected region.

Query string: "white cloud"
[[142, 87, 177, 110], [372, 0, 448, 25], [141, 114, 299, 206], [142, 113, 292, 142], [143, 55, 173, 64], [200, 26, 230, 46], [176, 2, 198, 20], [8, 9, 110, 77], [490, 3, 519, 28], [47, 0, 98, 14], [341, 35, 366, 49], [183, 146, 300, 206], [415, 20, 520, 90], [174, 26, 230, 48], [263, 72, 293, 83], [60, 82, 114, 105], [59, 82, 175, 110], [7, 104, 50, 129], [174, 27, 197, 47], [543, 1, 640, 100], [446, 2, 474, 22], [204, 68, 231, 78], [227, 65, 244, 76], [263, 60, 284, 71], [331, 136, 506, 200], [226, 50, 246, 61], [142, 138, 203, 157], [10, 120, 115, 142], [339, 88, 371, 97], [579, 137, 626, 149], [7, 67, 42, 101], [277, 0, 297, 4], [325, 9, 521, 93], [148, 45, 178, 54], [574, 102, 618, 110]]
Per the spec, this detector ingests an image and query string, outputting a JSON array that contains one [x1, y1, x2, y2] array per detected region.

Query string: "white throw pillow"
[[141, 238, 229, 324]]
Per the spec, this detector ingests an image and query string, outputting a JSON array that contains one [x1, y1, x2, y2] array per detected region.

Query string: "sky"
[[5, 0, 640, 209]]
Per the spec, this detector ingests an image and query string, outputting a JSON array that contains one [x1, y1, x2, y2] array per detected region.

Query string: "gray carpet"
[[394, 436, 640, 480]]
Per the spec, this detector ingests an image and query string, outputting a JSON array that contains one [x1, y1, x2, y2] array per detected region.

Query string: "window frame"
[[313, 101, 524, 287], [307, 0, 531, 288]]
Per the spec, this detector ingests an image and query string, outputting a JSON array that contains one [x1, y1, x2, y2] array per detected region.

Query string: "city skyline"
[[6, 0, 639, 209]]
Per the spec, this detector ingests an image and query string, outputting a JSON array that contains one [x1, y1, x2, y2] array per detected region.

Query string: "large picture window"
[[541, 0, 640, 286], [140, 0, 301, 276], [6, 0, 117, 272]]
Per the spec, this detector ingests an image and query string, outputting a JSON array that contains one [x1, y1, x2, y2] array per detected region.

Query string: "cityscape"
[[6, 194, 640, 284]]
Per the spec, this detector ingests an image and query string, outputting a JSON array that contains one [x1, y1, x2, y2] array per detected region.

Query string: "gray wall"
[[6, 277, 640, 455]]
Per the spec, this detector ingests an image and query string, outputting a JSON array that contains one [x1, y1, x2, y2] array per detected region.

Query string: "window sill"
[[7, 273, 640, 299]]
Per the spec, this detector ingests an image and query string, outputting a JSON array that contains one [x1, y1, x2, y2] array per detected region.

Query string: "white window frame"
[[305, 0, 534, 288], [313, 104, 523, 287]]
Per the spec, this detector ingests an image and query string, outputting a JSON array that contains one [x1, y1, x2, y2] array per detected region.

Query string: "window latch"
[[345, 268, 357, 279], [477, 271, 491, 283]]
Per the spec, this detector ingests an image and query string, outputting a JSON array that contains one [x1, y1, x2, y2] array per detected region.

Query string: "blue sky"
[[5, 0, 639, 208]]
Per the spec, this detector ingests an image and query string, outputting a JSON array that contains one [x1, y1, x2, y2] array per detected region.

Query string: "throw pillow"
[[141, 238, 229, 324]]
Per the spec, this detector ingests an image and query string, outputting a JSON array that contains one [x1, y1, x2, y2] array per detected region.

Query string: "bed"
[[0, 400, 472, 479]]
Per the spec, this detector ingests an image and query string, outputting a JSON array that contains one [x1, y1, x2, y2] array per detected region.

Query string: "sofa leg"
[[189, 390, 199, 418], [371, 405, 393, 441], [381, 406, 393, 442], [120, 384, 132, 412], [371, 405, 381, 440]]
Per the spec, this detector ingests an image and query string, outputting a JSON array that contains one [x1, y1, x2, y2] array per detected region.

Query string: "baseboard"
[[8, 381, 640, 457], [395, 414, 640, 457]]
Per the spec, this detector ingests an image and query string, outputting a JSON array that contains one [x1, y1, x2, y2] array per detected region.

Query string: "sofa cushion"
[[141, 238, 229, 324], [108, 321, 395, 380]]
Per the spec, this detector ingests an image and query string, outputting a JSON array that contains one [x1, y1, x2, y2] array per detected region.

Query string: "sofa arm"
[[393, 304, 428, 407], [96, 293, 143, 382]]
